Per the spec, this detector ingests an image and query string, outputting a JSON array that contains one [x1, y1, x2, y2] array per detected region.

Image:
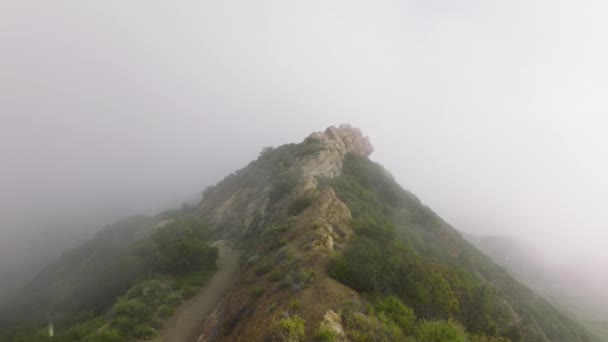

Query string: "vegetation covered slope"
[[1, 125, 600, 342], [328, 154, 598, 341], [0, 215, 219, 341], [466, 233, 608, 323], [190, 125, 599, 341]]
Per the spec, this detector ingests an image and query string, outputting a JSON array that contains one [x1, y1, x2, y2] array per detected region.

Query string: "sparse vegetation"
[[288, 299, 301, 312], [250, 287, 266, 300], [282, 268, 315, 291], [268, 315, 306, 342]]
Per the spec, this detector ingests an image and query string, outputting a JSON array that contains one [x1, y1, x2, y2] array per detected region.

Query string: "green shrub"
[[468, 334, 511, 342], [288, 299, 301, 311], [133, 325, 156, 339], [269, 173, 299, 203], [266, 302, 278, 313], [174, 272, 211, 289], [250, 287, 265, 300], [112, 298, 154, 325], [296, 137, 325, 157], [342, 311, 405, 341], [262, 222, 291, 237], [165, 292, 183, 306], [255, 258, 274, 276], [314, 324, 340, 342], [267, 269, 284, 282], [373, 296, 416, 334], [417, 320, 468, 342], [288, 193, 316, 216], [180, 285, 199, 298], [158, 305, 175, 318], [111, 316, 136, 336], [268, 315, 306, 342], [82, 329, 124, 342]]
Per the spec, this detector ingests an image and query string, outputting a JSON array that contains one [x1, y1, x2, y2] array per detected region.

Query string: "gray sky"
[[2, 1, 608, 268]]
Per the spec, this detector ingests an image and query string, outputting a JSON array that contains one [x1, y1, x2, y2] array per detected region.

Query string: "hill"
[[1, 125, 600, 342], [192, 125, 598, 341], [0, 214, 219, 341]]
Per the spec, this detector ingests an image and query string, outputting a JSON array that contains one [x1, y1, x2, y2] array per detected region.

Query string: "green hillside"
[[583, 321, 608, 342], [1, 126, 600, 342], [0, 215, 219, 341], [324, 153, 599, 341]]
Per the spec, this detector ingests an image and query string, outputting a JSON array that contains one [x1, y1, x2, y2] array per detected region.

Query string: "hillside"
[[465, 234, 608, 322], [1, 125, 601, 342], [192, 125, 599, 341], [0, 214, 220, 341]]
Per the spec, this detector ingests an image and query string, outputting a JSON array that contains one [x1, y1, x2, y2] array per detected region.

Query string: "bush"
[[288, 193, 316, 216], [314, 324, 340, 342], [83, 329, 123, 342], [288, 299, 301, 311], [158, 305, 175, 318], [373, 296, 416, 334], [148, 218, 218, 275], [269, 173, 299, 203], [267, 269, 284, 282], [282, 268, 315, 291], [342, 311, 405, 341], [133, 325, 156, 339], [268, 315, 306, 342], [112, 299, 154, 325], [180, 285, 199, 298], [417, 320, 468, 342], [165, 292, 183, 306], [250, 287, 265, 300], [174, 272, 211, 289], [255, 258, 274, 276], [469, 334, 511, 342]]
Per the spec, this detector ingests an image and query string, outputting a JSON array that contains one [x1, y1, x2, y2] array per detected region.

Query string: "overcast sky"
[[2, 1, 608, 267]]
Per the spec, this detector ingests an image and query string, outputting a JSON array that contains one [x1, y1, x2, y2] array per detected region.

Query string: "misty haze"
[[2, 1, 608, 341]]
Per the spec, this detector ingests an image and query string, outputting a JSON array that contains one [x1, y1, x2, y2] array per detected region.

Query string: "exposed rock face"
[[322, 310, 345, 337], [321, 125, 374, 157], [298, 124, 374, 178], [305, 188, 352, 253]]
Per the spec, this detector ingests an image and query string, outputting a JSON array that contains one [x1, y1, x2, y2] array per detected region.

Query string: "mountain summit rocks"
[[298, 124, 373, 178], [311, 125, 374, 158]]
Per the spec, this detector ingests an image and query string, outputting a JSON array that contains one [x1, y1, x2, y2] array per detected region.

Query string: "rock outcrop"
[[298, 124, 374, 178]]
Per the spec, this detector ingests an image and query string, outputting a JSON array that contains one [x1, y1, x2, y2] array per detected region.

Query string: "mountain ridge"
[[1, 124, 600, 342], [191, 125, 598, 341]]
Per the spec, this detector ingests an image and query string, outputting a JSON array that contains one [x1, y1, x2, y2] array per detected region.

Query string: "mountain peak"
[[297, 124, 373, 179], [308, 124, 374, 158]]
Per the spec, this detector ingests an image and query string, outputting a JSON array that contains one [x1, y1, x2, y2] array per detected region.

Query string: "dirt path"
[[151, 241, 240, 342]]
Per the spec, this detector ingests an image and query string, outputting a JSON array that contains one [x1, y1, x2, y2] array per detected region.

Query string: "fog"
[[2, 1, 608, 306]]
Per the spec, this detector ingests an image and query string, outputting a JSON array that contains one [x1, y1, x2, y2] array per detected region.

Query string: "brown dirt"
[[151, 242, 241, 342]]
